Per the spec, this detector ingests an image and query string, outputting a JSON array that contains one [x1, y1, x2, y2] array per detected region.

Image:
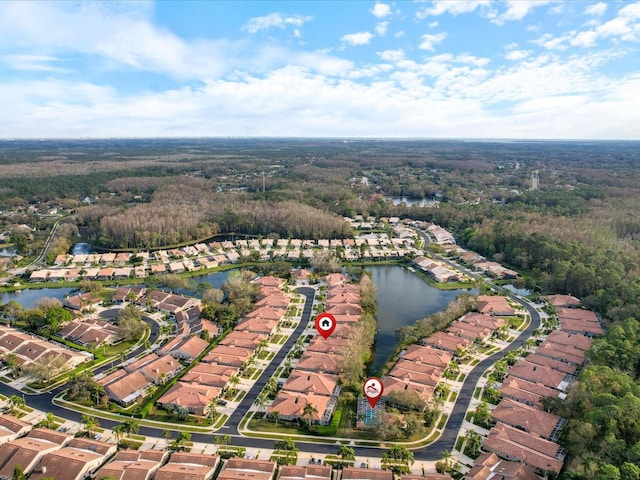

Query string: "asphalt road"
[[222, 287, 316, 434], [0, 275, 541, 461]]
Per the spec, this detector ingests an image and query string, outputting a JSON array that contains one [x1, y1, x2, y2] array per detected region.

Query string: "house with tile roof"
[[157, 381, 220, 416], [0, 429, 71, 478], [464, 452, 538, 480], [0, 414, 30, 445], [93, 450, 168, 480], [157, 335, 209, 361], [268, 391, 333, 425], [499, 377, 559, 409], [218, 458, 277, 480], [492, 399, 566, 441], [400, 345, 452, 369], [508, 360, 569, 391], [341, 467, 393, 480], [483, 423, 565, 475], [29, 437, 117, 480], [279, 464, 332, 480], [181, 363, 238, 388], [421, 332, 471, 354], [154, 452, 220, 480]]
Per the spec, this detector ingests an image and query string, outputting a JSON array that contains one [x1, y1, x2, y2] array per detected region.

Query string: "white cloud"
[[341, 32, 374, 46], [375, 21, 389, 35], [505, 49, 530, 61], [241, 13, 313, 33], [417, 1, 488, 19], [3, 54, 70, 73], [584, 2, 607, 16], [428, 21, 439, 28], [378, 49, 405, 61], [418, 32, 447, 51], [548, 4, 564, 15], [488, 1, 550, 26], [371, 3, 391, 18]]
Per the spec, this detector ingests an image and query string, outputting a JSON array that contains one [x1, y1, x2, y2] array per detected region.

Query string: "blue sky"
[[0, 1, 639, 139]]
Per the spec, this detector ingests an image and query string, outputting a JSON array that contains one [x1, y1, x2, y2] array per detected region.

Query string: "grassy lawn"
[[473, 387, 481, 399], [455, 436, 465, 452], [449, 391, 458, 402]]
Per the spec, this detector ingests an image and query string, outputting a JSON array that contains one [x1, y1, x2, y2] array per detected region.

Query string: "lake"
[[0, 287, 75, 309], [366, 265, 474, 374]]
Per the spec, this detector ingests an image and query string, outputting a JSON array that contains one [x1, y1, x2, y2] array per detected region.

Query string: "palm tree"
[[207, 398, 218, 422], [303, 402, 319, 430], [465, 430, 483, 457], [338, 445, 355, 465], [44, 412, 55, 429], [441, 450, 453, 473], [123, 419, 139, 437], [8, 395, 25, 415], [113, 424, 125, 444], [255, 395, 267, 414], [81, 414, 98, 436], [271, 411, 280, 424]]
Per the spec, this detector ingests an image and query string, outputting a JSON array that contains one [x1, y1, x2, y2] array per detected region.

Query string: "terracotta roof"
[[306, 336, 349, 355], [296, 352, 342, 374], [546, 294, 581, 308], [154, 452, 219, 480], [182, 363, 238, 387], [461, 312, 507, 330], [104, 371, 150, 404], [341, 467, 393, 480], [446, 322, 493, 341], [157, 382, 219, 415], [252, 276, 284, 288], [219, 458, 276, 480], [267, 391, 330, 420], [279, 465, 332, 480], [524, 353, 577, 375], [465, 452, 538, 480], [499, 377, 558, 408], [492, 399, 564, 440], [220, 331, 269, 350], [508, 360, 567, 389], [203, 345, 252, 367], [476, 295, 515, 316], [401, 345, 452, 368], [159, 335, 209, 360], [383, 375, 435, 401], [422, 332, 471, 353], [544, 330, 592, 351], [281, 371, 339, 396], [534, 341, 586, 366], [388, 363, 443, 387], [483, 423, 564, 474], [0, 436, 63, 478]]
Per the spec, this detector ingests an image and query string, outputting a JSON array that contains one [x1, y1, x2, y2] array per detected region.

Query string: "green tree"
[[382, 445, 415, 474], [303, 402, 318, 430], [464, 430, 483, 458], [8, 395, 25, 415], [337, 445, 355, 465], [12, 465, 27, 480]]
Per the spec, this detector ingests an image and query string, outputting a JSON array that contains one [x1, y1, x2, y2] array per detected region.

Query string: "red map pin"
[[363, 377, 384, 408], [315, 313, 336, 339]]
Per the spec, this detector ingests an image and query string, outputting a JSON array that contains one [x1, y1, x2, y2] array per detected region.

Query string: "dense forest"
[[1, 138, 640, 477]]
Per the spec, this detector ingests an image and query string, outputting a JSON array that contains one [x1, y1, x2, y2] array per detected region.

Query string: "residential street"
[[0, 280, 542, 462]]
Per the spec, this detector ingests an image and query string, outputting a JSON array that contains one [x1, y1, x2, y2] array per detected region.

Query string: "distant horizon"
[[1, 1, 639, 139], [1, 136, 639, 143]]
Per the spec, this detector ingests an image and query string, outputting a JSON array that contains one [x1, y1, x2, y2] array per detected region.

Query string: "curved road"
[[0, 281, 541, 461]]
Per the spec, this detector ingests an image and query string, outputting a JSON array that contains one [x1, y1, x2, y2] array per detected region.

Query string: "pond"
[[366, 265, 475, 374], [0, 287, 75, 309]]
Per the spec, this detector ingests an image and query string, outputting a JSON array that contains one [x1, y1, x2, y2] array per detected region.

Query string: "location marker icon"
[[315, 313, 336, 339], [363, 376, 384, 408]]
